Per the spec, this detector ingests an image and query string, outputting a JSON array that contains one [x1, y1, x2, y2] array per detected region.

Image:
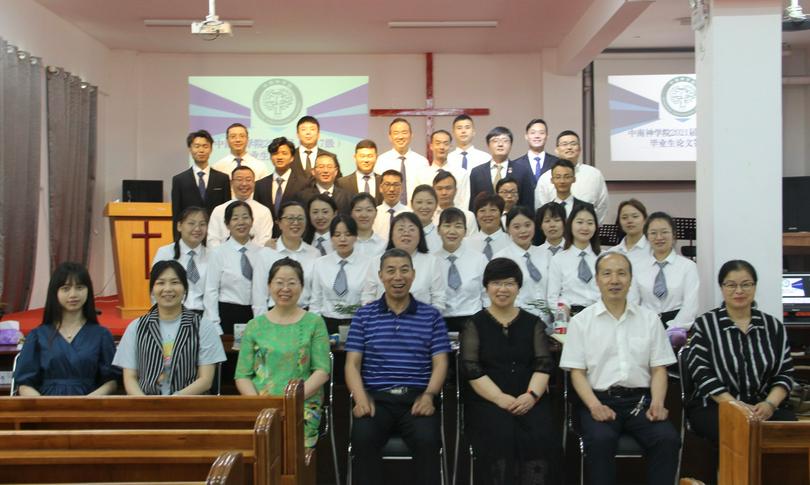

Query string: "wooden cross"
[[370, 53, 490, 161], [131, 221, 163, 280]]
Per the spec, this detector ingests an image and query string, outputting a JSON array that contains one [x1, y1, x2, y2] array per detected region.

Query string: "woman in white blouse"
[[493, 206, 550, 318], [304, 194, 337, 256], [350, 193, 387, 256], [466, 193, 509, 260], [362, 212, 447, 311], [610, 198, 649, 269], [411, 185, 442, 253], [547, 204, 601, 316], [636, 211, 699, 331], [152, 206, 208, 315], [309, 215, 375, 334], [534, 202, 566, 263], [203, 201, 264, 334], [435, 207, 488, 332]]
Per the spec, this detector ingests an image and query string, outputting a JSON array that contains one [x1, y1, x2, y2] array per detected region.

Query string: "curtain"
[[0, 38, 43, 312], [46, 67, 97, 269]]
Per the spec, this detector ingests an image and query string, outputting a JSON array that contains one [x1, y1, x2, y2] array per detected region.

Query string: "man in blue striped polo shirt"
[[345, 247, 451, 485]]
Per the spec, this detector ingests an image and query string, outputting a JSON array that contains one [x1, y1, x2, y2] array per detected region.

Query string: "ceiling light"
[[388, 20, 497, 29]]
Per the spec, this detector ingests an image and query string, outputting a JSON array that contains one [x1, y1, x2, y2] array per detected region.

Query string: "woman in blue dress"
[[14, 262, 119, 396]]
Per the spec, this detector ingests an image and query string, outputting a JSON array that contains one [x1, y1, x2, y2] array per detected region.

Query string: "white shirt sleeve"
[[558, 314, 587, 370], [203, 249, 223, 326], [670, 262, 700, 330], [593, 172, 609, 225]]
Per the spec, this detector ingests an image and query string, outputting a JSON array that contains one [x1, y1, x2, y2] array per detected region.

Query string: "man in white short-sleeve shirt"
[[212, 123, 270, 181], [559, 252, 679, 485]]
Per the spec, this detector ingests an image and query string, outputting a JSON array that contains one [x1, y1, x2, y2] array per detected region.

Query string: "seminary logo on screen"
[[253, 78, 304, 125], [660, 76, 697, 118]]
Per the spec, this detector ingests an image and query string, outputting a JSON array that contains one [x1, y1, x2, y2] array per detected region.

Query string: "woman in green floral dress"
[[235, 257, 331, 447]]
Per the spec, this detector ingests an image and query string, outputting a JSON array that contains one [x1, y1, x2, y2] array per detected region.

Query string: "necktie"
[[578, 251, 592, 283], [461, 151, 469, 170], [333, 260, 348, 296], [484, 236, 494, 260], [399, 156, 408, 205], [493, 164, 503, 190], [524, 252, 542, 282], [549, 246, 562, 256], [274, 177, 284, 213], [533, 156, 542, 182], [654, 261, 669, 299], [197, 171, 206, 200], [447, 255, 462, 290], [362, 175, 371, 194], [239, 247, 253, 280], [305, 150, 313, 172], [187, 250, 200, 283], [234, 157, 242, 167], [560, 201, 567, 208], [316, 236, 326, 256], [388, 208, 395, 229]]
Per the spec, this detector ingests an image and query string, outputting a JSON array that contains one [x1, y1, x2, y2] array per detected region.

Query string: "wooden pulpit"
[[104, 202, 174, 318]]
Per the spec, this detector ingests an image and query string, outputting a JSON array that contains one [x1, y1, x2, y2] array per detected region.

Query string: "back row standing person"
[[468, 126, 535, 212], [374, 118, 430, 205], [211, 123, 271, 180]]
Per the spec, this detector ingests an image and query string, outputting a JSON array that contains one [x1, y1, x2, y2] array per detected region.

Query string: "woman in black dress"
[[460, 257, 561, 485]]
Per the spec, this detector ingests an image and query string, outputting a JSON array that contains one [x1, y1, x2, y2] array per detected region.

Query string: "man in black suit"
[[293, 115, 338, 178], [336, 139, 383, 204], [546, 158, 594, 220], [510, 118, 559, 188], [171, 130, 231, 231], [298, 153, 353, 215], [254, 137, 312, 237], [468, 126, 535, 211]]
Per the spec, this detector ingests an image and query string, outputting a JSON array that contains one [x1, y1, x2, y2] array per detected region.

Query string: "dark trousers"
[[443, 315, 472, 333], [323, 316, 352, 335], [687, 400, 797, 446], [218, 301, 253, 335], [578, 393, 680, 485], [351, 389, 442, 485]]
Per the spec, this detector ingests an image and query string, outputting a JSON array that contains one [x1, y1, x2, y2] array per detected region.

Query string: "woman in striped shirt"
[[685, 260, 796, 445]]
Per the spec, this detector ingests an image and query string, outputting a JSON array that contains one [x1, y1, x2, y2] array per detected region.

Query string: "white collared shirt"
[[361, 251, 448, 313], [432, 207, 478, 237], [466, 229, 509, 259], [204, 238, 263, 329], [494, 241, 550, 317], [535, 162, 609, 223], [355, 233, 387, 257], [634, 250, 699, 330], [354, 171, 377, 195], [422, 224, 442, 253], [448, 145, 490, 171], [547, 245, 600, 308], [538, 239, 565, 273], [190, 164, 211, 188], [251, 239, 320, 313], [311, 231, 333, 255], [297, 146, 318, 172], [309, 250, 376, 319], [526, 150, 547, 179], [489, 160, 509, 186], [560, 300, 676, 390], [152, 240, 208, 312], [435, 244, 489, 317], [372, 202, 410, 239], [608, 236, 650, 273], [553, 194, 576, 219], [374, 148, 431, 202], [207, 198, 275, 249], [212, 153, 270, 180], [418, 162, 471, 210], [271, 169, 293, 203]]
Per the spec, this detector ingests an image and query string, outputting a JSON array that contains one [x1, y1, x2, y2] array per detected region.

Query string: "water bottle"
[[553, 303, 568, 335]]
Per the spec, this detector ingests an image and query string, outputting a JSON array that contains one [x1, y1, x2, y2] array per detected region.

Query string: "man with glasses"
[[544, 159, 595, 220], [534, 130, 609, 223], [206, 166, 274, 248], [468, 126, 535, 211], [372, 170, 411, 239]]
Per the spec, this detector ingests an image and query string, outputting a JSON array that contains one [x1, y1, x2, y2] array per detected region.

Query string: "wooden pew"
[[0, 409, 280, 485], [0, 381, 311, 485], [719, 400, 810, 485]]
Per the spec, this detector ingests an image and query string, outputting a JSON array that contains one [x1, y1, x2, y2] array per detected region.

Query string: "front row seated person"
[[235, 257, 331, 448], [686, 259, 796, 446], [559, 252, 680, 485], [460, 257, 562, 484], [14, 262, 120, 396], [113, 260, 226, 395], [345, 248, 451, 485]]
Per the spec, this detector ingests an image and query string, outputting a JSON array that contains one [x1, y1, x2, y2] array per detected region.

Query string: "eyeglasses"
[[722, 281, 756, 291], [381, 182, 402, 189], [497, 190, 518, 196], [647, 230, 672, 238], [281, 216, 305, 223], [558, 141, 580, 148]]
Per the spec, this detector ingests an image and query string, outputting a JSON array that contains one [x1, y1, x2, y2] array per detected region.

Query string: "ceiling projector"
[[191, 17, 232, 36]]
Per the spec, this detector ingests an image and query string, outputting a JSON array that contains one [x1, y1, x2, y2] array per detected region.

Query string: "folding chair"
[[319, 352, 341, 485]]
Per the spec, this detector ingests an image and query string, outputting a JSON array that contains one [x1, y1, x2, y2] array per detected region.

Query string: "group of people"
[[12, 113, 797, 485]]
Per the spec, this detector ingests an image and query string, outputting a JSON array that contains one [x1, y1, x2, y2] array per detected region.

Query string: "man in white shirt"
[[559, 252, 679, 485], [511, 118, 560, 188], [431, 171, 476, 236], [336, 139, 383, 204], [372, 170, 411, 239], [294, 115, 338, 178], [373, 118, 430, 205], [206, 166, 275, 248], [212, 123, 270, 181], [545, 159, 596, 220], [447, 114, 490, 171], [535, 130, 608, 223], [418, 130, 471, 209]]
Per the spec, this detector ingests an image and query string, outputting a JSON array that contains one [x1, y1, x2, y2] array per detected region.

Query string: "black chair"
[[9, 353, 19, 396], [209, 361, 222, 396], [346, 388, 449, 485], [563, 372, 644, 485], [598, 223, 621, 247], [452, 351, 475, 485], [673, 217, 696, 260], [319, 352, 341, 485]]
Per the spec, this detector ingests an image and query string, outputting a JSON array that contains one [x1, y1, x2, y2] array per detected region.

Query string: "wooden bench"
[[0, 381, 313, 485], [719, 400, 810, 485], [0, 409, 280, 485]]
